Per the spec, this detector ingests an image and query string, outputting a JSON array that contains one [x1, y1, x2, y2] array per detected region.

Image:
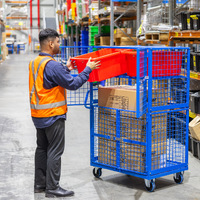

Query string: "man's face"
[[52, 37, 60, 55]]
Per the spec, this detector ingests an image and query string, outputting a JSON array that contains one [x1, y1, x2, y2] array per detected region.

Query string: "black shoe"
[[45, 186, 74, 198], [34, 185, 46, 193]]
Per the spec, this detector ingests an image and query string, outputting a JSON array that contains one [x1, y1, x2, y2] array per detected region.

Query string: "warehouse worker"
[[29, 28, 100, 198]]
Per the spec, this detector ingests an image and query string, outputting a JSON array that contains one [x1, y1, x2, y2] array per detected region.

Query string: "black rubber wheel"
[[93, 168, 102, 178], [174, 172, 184, 184], [145, 180, 156, 192]]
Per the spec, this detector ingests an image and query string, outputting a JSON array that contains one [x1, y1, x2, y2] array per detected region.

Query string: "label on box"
[[108, 95, 129, 110], [127, 28, 131, 35]]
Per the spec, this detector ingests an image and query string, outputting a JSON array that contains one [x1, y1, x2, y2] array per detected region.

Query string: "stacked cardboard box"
[[98, 86, 168, 111], [98, 136, 167, 172], [114, 28, 136, 46], [97, 86, 168, 172], [98, 107, 167, 143], [120, 141, 167, 172], [100, 36, 110, 46]]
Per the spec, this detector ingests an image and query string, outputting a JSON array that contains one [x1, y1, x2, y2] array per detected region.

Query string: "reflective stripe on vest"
[[30, 57, 50, 103], [30, 100, 66, 110]]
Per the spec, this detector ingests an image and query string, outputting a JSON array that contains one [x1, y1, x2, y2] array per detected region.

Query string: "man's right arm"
[[44, 60, 92, 90]]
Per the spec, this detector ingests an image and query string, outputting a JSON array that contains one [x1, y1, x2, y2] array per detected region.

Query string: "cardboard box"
[[114, 28, 133, 38], [98, 86, 167, 111], [2, 32, 6, 43], [1, 44, 8, 60], [98, 136, 167, 171], [98, 107, 167, 142], [114, 37, 137, 46], [98, 86, 137, 111], [189, 116, 200, 141], [94, 37, 100, 46], [100, 36, 110, 46]]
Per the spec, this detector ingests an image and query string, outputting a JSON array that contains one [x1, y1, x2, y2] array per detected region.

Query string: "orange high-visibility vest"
[[29, 56, 67, 118]]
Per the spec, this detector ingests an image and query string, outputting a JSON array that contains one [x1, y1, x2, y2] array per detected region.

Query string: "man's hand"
[[67, 56, 74, 71], [86, 57, 101, 71]]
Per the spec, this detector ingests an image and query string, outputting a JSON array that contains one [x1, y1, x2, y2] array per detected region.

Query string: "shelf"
[[190, 71, 200, 80], [56, 10, 64, 15], [100, 16, 136, 23], [6, 27, 28, 30], [189, 110, 200, 119], [189, 110, 197, 119], [138, 40, 169, 45], [6, 16, 28, 19], [169, 30, 200, 43], [5, 1, 28, 4]]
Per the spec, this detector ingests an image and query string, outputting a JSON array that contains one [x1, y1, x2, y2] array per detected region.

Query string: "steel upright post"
[[110, 0, 114, 46]]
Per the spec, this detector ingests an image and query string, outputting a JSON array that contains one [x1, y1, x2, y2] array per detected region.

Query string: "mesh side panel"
[[98, 107, 117, 137], [151, 110, 187, 171], [120, 111, 146, 142], [150, 78, 188, 107], [120, 142, 146, 172], [98, 137, 117, 166], [167, 110, 187, 164]]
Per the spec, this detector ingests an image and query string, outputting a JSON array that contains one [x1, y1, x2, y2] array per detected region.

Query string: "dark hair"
[[39, 28, 59, 46]]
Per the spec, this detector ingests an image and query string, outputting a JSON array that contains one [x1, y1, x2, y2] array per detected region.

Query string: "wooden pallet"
[[145, 31, 169, 42]]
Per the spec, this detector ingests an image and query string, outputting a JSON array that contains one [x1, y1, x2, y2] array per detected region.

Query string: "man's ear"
[[49, 40, 54, 48]]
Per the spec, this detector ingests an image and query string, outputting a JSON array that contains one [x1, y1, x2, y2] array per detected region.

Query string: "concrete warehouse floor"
[[0, 54, 200, 200]]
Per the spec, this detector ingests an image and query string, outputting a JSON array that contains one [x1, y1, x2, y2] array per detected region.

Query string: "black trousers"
[[34, 118, 65, 190]]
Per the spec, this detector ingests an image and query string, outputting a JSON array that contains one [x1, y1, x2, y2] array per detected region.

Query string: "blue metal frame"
[[56, 45, 190, 183], [87, 46, 190, 182]]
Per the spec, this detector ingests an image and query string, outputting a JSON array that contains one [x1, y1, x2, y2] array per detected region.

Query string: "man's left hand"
[[67, 57, 74, 71]]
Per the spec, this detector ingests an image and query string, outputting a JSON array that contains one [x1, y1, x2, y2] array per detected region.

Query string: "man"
[[29, 28, 100, 198]]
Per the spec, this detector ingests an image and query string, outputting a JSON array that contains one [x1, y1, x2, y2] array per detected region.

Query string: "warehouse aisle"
[[0, 54, 200, 200]]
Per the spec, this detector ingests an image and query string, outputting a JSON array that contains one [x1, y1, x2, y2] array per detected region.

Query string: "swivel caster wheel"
[[93, 168, 102, 178], [145, 179, 156, 192], [173, 172, 184, 184]]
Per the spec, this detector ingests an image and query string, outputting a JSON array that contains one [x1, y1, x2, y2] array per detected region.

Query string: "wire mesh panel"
[[66, 82, 90, 106], [148, 48, 190, 110], [167, 110, 187, 163], [94, 107, 148, 172], [92, 107, 188, 174], [149, 109, 187, 173], [136, 48, 148, 118], [54, 46, 91, 106]]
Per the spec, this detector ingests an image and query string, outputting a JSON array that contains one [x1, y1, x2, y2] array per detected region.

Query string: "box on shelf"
[[190, 92, 200, 114], [1, 44, 8, 60], [2, 32, 6, 43], [94, 37, 100, 46], [100, 36, 110, 46], [114, 28, 133, 38], [190, 12, 200, 30], [189, 116, 200, 141], [120, 37, 137, 46], [190, 52, 200, 72]]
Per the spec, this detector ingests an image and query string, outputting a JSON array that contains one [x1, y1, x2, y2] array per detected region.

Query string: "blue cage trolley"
[[86, 46, 190, 192], [56, 45, 190, 192]]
